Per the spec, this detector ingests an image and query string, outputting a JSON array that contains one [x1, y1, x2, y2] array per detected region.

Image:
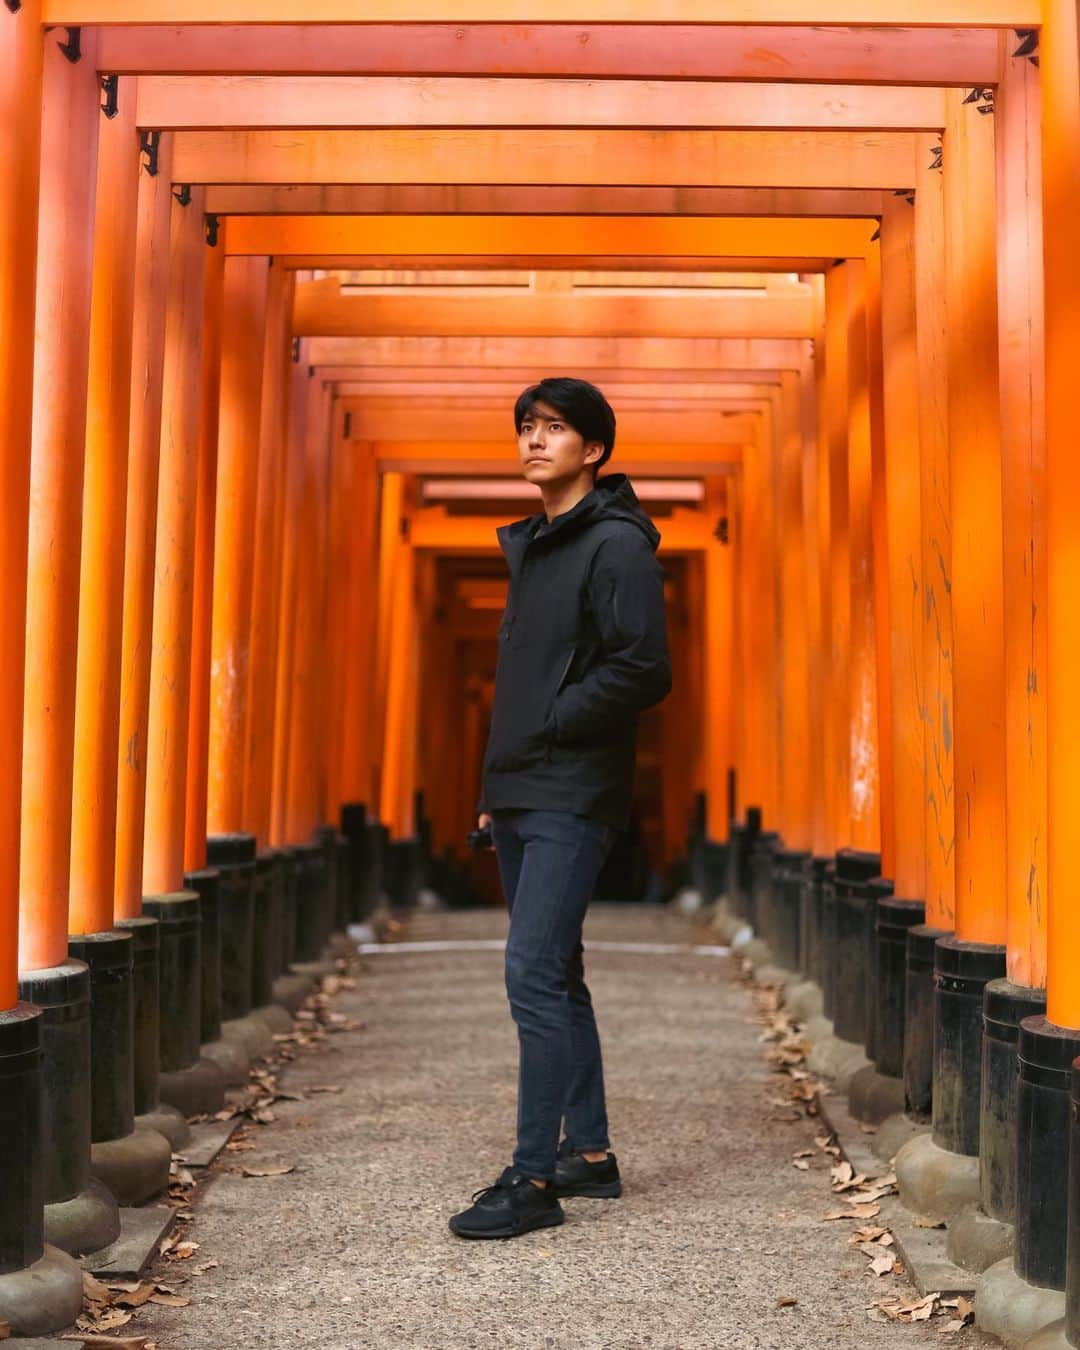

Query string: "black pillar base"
[[726, 806, 762, 918], [799, 855, 830, 986], [1015, 1016, 1080, 1290], [702, 839, 728, 907], [874, 896, 925, 1081], [932, 936, 1006, 1157], [904, 923, 950, 1119], [863, 877, 894, 1065], [832, 848, 882, 1047], [821, 860, 838, 1021], [183, 866, 222, 1045], [0, 1003, 44, 1273], [981, 979, 1047, 1226], [748, 829, 780, 943], [113, 917, 159, 1119], [205, 834, 256, 1022], [251, 851, 280, 1010], [291, 841, 326, 963], [1067, 1058, 1080, 1343], [769, 848, 809, 971]]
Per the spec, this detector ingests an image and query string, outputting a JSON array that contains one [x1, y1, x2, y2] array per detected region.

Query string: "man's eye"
[[549, 423, 562, 431]]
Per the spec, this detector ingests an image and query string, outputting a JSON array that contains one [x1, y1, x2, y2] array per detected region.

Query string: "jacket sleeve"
[[550, 529, 672, 744]]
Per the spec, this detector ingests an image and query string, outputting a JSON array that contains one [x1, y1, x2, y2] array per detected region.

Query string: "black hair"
[[513, 377, 616, 473]]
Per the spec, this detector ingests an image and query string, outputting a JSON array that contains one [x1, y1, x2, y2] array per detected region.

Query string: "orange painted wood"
[[206, 184, 886, 217], [233, 214, 876, 261], [71, 77, 140, 932], [98, 24, 1000, 86], [1, 0, 43, 1000], [183, 239, 224, 874], [914, 133, 956, 931], [46, 0, 1040, 25], [778, 372, 812, 850], [171, 129, 919, 190], [378, 514, 417, 840], [242, 262, 292, 849], [326, 366, 784, 388], [409, 504, 713, 555], [293, 288, 815, 342], [704, 479, 734, 842], [142, 190, 208, 895], [338, 445, 379, 808], [312, 335, 810, 371], [823, 264, 852, 849], [270, 356, 312, 847], [206, 256, 270, 836], [322, 408, 353, 823], [115, 133, 175, 918], [1040, 0, 1080, 1027], [996, 38, 1047, 990], [377, 444, 743, 478], [283, 254, 834, 274], [943, 90, 1007, 946], [20, 30, 100, 959], [879, 198, 927, 899], [336, 380, 776, 402], [137, 75, 946, 133]]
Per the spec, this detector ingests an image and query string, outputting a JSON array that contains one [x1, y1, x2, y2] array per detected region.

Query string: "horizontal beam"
[[294, 285, 816, 339], [136, 75, 947, 132], [317, 364, 785, 385], [205, 185, 886, 217], [372, 440, 742, 475], [51, 3, 1037, 27], [98, 25, 1001, 85], [410, 503, 712, 554], [229, 214, 878, 259], [334, 380, 777, 399], [351, 405, 756, 443], [311, 335, 811, 370], [277, 254, 835, 272], [171, 129, 920, 188]]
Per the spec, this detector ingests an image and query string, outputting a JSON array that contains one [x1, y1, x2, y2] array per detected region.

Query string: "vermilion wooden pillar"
[[115, 134, 175, 918], [242, 261, 292, 849], [206, 255, 270, 837], [806, 277, 833, 862], [943, 89, 1007, 948], [1041, 0, 1080, 1031], [378, 476, 418, 840], [879, 197, 927, 901], [19, 29, 100, 967], [738, 416, 778, 829], [0, 0, 43, 1003], [142, 189, 207, 895], [996, 41, 1048, 992], [322, 406, 354, 827], [913, 132, 956, 934], [70, 78, 140, 934], [777, 373, 811, 852], [183, 236, 224, 874], [338, 441, 379, 817], [704, 477, 734, 845], [844, 259, 881, 855]]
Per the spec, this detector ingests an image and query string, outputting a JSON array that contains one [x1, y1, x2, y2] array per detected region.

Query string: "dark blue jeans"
[[491, 808, 617, 1180]]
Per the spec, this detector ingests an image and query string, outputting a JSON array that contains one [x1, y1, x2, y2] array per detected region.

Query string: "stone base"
[[1024, 1320, 1072, 1350], [786, 980, 824, 1022], [158, 1054, 227, 1116], [847, 1065, 906, 1125], [80, 1204, 176, 1282], [947, 1204, 1014, 1273], [0, 1246, 84, 1337], [736, 937, 772, 969], [976, 1257, 1067, 1347], [325, 934, 354, 957], [804, 1014, 834, 1045], [272, 971, 314, 1014], [200, 1034, 251, 1086], [220, 1013, 275, 1060], [135, 1100, 191, 1151], [895, 1131, 981, 1221], [176, 1117, 241, 1168], [806, 1032, 870, 1088], [290, 958, 337, 981], [89, 1124, 172, 1206], [872, 1112, 931, 1164], [248, 1002, 294, 1035], [755, 964, 799, 988], [43, 1177, 120, 1257]]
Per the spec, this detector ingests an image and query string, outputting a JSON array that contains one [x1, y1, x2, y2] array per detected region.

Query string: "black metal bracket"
[[205, 213, 220, 246], [963, 86, 995, 115], [930, 143, 944, 172], [58, 25, 81, 62], [343, 410, 353, 438], [139, 130, 160, 177], [172, 183, 191, 207], [292, 337, 301, 363], [870, 225, 881, 242], [714, 516, 729, 545], [831, 257, 845, 268], [5, 1, 23, 14], [307, 364, 315, 378], [1013, 27, 1039, 62], [100, 73, 118, 119]]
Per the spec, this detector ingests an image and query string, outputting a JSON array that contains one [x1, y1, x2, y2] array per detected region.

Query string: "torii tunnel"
[[3, 2, 1080, 1345]]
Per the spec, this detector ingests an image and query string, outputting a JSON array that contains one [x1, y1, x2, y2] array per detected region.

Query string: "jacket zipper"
[[546, 648, 577, 762]]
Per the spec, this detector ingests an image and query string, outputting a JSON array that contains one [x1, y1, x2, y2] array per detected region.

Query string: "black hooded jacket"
[[480, 474, 672, 829]]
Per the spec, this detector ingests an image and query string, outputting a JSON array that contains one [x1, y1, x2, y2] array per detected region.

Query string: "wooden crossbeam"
[[350, 405, 756, 443], [373, 440, 743, 476], [171, 129, 920, 189], [276, 254, 835, 272], [409, 503, 713, 553], [136, 75, 947, 132], [205, 185, 886, 217], [333, 380, 776, 400], [99, 24, 1000, 87], [293, 284, 816, 339], [316, 364, 786, 385], [227, 214, 877, 259]]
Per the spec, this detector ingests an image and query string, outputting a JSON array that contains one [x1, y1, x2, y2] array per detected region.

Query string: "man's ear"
[[584, 441, 605, 466]]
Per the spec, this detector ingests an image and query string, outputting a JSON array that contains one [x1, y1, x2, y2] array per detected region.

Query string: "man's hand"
[[477, 813, 494, 850]]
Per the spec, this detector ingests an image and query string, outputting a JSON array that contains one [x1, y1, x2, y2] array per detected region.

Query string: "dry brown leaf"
[[869, 1251, 896, 1277], [792, 1158, 810, 1171], [912, 1215, 945, 1229], [308, 1084, 343, 1094], [83, 1271, 114, 1303], [114, 1282, 157, 1308], [192, 1260, 220, 1276], [166, 1240, 200, 1261], [0, 1322, 11, 1340], [241, 1163, 296, 1178], [776, 1296, 799, 1308], [149, 1293, 191, 1308], [849, 1225, 889, 1244], [848, 1202, 882, 1219], [62, 1338, 150, 1349]]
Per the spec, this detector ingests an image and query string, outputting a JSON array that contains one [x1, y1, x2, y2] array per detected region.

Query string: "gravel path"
[[135, 903, 994, 1350]]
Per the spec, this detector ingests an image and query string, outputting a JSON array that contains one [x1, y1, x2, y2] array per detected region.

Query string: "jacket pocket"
[[486, 641, 575, 773], [544, 647, 578, 761]]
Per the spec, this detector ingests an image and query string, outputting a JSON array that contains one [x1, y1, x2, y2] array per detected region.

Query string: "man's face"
[[517, 400, 604, 487]]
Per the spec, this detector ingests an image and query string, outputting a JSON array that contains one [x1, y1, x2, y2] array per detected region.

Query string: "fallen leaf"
[[149, 1293, 191, 1308], [241, 1164, 296, 1178], [792, 1159, 810, 1171], [114, 1282, 157, 1308], [537, 1248, 554, 1258], [869, 1251, 896, 1277], [83, 1271, 113, 1303], [912, 1215, 946, 1229], [307, 1084, 343, 1094], [166, 1240, 200, 1261], [776, 1296, 798, 1308], [0, 1322, 11, 1340], [62, 1337, 149, 1348], [192, 1260, 220, 1276]]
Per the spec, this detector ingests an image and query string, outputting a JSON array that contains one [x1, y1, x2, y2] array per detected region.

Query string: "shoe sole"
[[553, 1180, 622, 1199], [448, 1208, 565, 1240]]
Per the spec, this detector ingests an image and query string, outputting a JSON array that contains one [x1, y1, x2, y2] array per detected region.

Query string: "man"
[[449, 377, 672, 1240]]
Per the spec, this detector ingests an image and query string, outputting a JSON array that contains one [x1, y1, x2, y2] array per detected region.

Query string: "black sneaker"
[[552, 1139, 623, 1199], [448, 1166, 565, 1239]]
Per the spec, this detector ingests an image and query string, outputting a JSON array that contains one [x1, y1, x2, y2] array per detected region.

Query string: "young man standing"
[[449, 377, 671, 1240]]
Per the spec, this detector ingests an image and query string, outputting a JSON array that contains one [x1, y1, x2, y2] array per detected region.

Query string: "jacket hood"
[[498, 474, 661, 574]]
